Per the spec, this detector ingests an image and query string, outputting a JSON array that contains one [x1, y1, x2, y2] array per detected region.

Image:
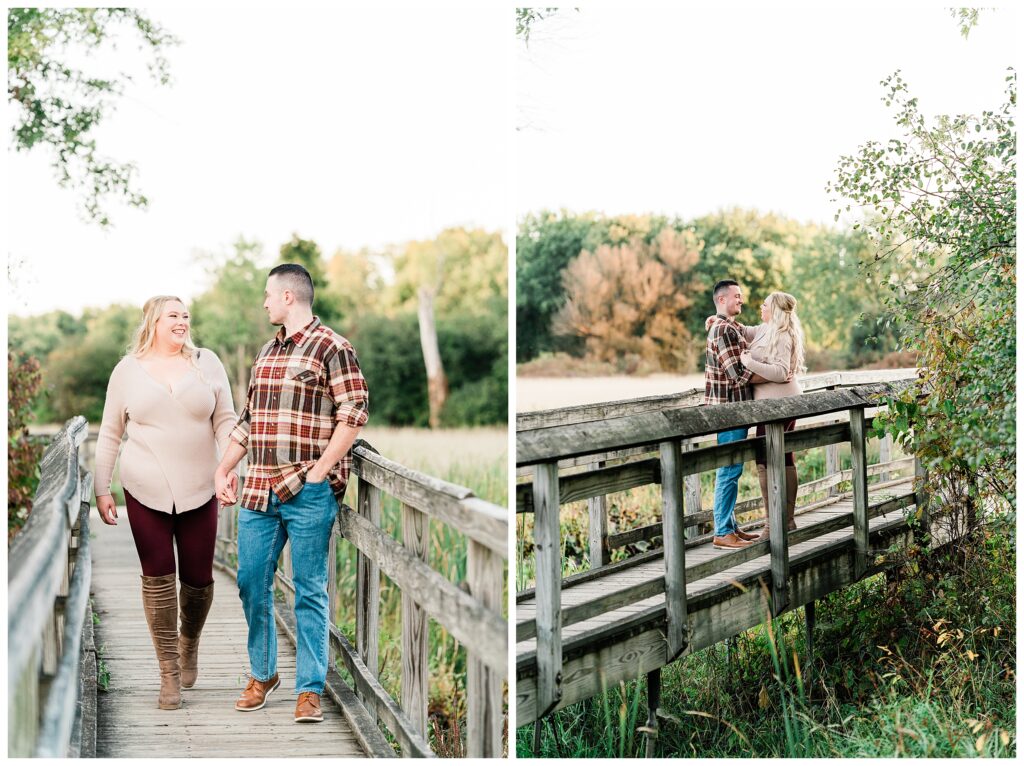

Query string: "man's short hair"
[[713, 279, 739, 304], [269, 263, 314, 305]]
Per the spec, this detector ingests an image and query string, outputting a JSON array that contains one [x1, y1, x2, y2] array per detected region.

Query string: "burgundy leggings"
[[125, 489, 218, 587], [755, 419, 797, 467]]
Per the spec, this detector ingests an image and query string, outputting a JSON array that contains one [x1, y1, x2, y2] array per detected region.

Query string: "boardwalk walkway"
[[91, 507, 367, 759]]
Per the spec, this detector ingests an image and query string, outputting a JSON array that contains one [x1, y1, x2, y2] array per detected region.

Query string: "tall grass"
[[516, 512, 1016, 757], [333, 426, 508, 756]]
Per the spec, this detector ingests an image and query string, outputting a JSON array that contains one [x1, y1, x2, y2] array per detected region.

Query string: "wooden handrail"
[[214, 438, 508, 758], [8, 417, 95, 758]]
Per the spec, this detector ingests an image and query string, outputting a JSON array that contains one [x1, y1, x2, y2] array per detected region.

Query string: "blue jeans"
[[713, 427, 749, 536], [237, 480, 337, 694]]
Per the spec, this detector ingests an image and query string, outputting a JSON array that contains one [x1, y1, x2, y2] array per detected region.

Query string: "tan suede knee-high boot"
[[786, 464, 799, 531], [141, 574, 181, 710], [178, 581, 215, 689]]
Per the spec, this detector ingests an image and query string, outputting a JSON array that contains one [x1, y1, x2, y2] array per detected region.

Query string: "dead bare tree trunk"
[[417, 286, 448, 429]]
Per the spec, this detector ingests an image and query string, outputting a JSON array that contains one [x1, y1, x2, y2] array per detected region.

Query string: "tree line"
[[9, 226, 507, 429], [517, 208, 905, 372]]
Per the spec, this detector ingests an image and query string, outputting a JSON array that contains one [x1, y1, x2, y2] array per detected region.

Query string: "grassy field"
[[333, 426, 508, 757]]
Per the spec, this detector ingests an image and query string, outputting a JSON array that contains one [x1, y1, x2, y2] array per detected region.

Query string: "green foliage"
[[40, 305, 137, 423], [7, 8, 177, 226], [515, 7, 562, 45], [831, 69, 1016, 508], [8, 352, 44, 542], [517, 208, 904, 370], [349, 311, 507, 427]]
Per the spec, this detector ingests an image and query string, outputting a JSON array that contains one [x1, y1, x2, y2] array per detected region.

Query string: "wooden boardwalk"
[[515, 480, 921, 721], [90, 507, 367, 758]]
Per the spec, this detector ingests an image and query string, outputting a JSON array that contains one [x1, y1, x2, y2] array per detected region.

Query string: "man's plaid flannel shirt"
[[704, 314, 754, 406], [230, 317, 369, 511]]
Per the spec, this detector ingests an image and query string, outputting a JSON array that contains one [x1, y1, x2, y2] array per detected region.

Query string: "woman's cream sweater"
[[741, 324, 803, 400], [94, 350, 236, 513]]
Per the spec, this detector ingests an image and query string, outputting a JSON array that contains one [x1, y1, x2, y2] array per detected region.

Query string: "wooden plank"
[[466, 541, 504, 758], [516, 459, 659, 514], [533, 461, 563, 716], [659, 439, 688, 658], [879, 433, 893, 482], [849, 408, 870, 577], [587, 461, 609, 568], [354, 445, 507, 557], [335, 506, 506, 672], [355, 479, 381, 724], [517, 382, 912, 466], [765, 422, 789, 616], [401, 503, 429, 739]]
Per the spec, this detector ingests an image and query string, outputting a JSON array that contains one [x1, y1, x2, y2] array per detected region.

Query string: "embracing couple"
[[93, 264, 369, 722], [704, 279, 806, 550]]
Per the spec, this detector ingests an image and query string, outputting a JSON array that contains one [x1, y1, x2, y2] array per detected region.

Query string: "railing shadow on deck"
[[8, 417, 96, 757], [214, 438, 509, 758], [514, 369, 929, 725]]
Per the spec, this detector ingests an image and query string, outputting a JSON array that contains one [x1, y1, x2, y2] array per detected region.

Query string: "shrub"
[[8, 352, 44, 542]]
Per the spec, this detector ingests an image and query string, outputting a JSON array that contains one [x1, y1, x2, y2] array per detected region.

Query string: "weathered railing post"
[[849, 407, 870, 578], [533, 461, 563, 717], [401, 502, 429, 738], [825, 387, 841, 498], [467, 540, 503, 757], [681, 439, 702, 539], [878, 432, 893, 483], [587, 461, 609, 568], [914, 456, 930, 546], [355, 479, 382, 723], [765, 421, 790, 616], [659, 440, 688, 658]]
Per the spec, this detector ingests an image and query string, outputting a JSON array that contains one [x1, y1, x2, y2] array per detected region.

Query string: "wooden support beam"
[[467, 540, 504, 758], [682, 439, 702, 539], [765, 422, 789, 616], [849, 408, 870, 578], [401, 503, 429, 738], [659, 440, 688, 659], [805, 600, 816, 695], [645, 668, 661, 758], [914, 456, 930, 546], [587, 460, 609, 568], [533, 461, 563, 716], [879, 432, 893, 482], [355, 479, 382, 723]]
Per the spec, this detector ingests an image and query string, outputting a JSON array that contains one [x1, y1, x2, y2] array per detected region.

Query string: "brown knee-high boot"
[[141, 574, 181, 710], [786, 464, 799, 531], [178, 581, 215, 689]]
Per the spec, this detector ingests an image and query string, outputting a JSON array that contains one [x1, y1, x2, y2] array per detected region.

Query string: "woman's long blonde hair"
[[128, 296, 200, 366], [761, 291, 806, 376]]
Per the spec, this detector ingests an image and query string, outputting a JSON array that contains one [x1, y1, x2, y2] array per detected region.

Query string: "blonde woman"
[[94, 296, 237, 709], [738, 291, 806, 540]]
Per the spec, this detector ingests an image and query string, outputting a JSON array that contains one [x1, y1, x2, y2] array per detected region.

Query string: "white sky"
[[517, 4, 1018, 226], [7, 4, 510, 316]]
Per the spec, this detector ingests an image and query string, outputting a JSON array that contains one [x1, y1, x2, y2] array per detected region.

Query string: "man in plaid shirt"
[[215, 264, 368, 723], [705, 280, 768, 550]]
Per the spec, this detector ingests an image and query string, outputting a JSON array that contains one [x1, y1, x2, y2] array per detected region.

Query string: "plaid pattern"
[[704, 314, 754, 405], [230, 317, 369, 511]]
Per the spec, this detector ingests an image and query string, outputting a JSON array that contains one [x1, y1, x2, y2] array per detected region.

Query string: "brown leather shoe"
[[734, 528, 759, 542], [294, 691, 324, 723], [712, 533, 752, 550], [235, 673, 280, 711]]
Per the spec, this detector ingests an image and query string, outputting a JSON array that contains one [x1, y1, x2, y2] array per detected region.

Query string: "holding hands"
[[215, 470, 239, 507]]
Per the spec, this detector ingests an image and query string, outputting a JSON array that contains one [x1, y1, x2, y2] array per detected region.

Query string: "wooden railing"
[[516, 369, 916, 567], [215, 439, 508, 758], [8, 417, 96, 757], [515, 375, 921, 717]]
